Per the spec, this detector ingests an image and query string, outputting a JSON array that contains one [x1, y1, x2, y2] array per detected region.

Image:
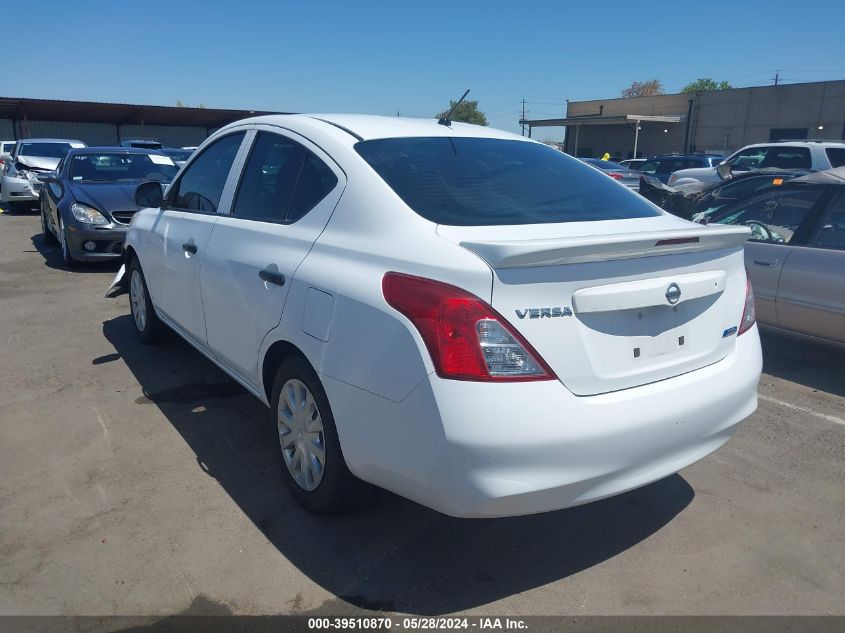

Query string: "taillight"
[[608, 172, 624, 180], [738, 275, 756, 335], [382, 272, 556, 382]]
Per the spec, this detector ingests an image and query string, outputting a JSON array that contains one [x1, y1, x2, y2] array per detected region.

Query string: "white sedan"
[[118, 114, 762, 518]]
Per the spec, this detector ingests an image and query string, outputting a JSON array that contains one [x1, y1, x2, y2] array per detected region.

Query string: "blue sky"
[[4, 1, 844, 139]]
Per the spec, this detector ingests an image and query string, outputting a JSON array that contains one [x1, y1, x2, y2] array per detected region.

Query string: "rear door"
[[776, 191, 845, 342], [144, 131, 247, 346], [200, 127, 344, 385]]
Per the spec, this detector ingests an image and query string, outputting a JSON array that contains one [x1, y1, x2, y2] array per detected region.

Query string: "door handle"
[[259, 269, 286, 286], [182, 242, 197, 255], [753, 259, 777, 267]]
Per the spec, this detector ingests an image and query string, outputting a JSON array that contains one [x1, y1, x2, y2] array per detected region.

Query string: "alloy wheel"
[[277, 378, 326, 491]]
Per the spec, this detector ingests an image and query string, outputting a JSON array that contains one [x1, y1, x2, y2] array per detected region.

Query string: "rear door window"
[[232, 131, 338, 223], [233, 132, 306, 223], [824, 148, 845, 168], [355, 137, 660, 226]]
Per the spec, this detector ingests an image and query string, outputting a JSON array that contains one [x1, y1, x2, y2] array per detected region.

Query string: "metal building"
[[520, 80, 845, 160], [0, 97, 285, 148]]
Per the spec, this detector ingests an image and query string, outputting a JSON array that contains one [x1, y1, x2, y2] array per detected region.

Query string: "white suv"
[[668, 141, 845, 186], [119, 114, 762, 518]]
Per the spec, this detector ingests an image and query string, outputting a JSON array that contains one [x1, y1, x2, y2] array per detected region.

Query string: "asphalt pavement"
[[1, 208, 843, 616]]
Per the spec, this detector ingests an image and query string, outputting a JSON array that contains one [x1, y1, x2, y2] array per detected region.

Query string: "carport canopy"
[[519, 113, 684, 157]]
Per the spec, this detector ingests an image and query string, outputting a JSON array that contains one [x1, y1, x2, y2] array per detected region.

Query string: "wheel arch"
[[261, 339, 313, 404]]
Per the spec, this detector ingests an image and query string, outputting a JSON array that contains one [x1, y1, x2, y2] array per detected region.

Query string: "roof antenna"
[[438, 89, 470, 127]]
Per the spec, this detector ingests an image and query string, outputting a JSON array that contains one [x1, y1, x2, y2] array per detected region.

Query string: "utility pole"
[[521, 98, 526, 136], [772, 69, 779, 86]]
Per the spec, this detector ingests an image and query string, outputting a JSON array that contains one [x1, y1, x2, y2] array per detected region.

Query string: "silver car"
[[578, 158, 641, 189], [1, 138, 86, 210], [711, 168, 845, 346]]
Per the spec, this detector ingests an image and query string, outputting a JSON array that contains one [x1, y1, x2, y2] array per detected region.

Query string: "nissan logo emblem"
[[665, 283, 682, 305]]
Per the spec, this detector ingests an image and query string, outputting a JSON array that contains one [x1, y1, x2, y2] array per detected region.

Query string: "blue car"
[[634, 153, 724, 183], [40, 147, 179, 266]]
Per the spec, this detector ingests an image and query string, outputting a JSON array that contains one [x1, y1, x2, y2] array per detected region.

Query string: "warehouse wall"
[[0, 119, 211, 148], [561, 80, 845, 159], [0, 118, 14, 140]]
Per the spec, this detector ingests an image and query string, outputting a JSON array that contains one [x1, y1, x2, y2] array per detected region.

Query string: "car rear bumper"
[[65, 224, 127, 261], [325, 325, 762, 518]]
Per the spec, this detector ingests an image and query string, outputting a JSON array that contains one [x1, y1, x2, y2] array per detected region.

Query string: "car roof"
[[738, 140, 845, 149], [651, 153, 722, 159], [790, 166, 845, 185], [229, 113, 526, 142], [16, 138, 83, 144], [68, 146, 166, 155]]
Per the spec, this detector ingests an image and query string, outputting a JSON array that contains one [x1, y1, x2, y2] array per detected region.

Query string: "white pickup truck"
[[668, 141, 845, 186]]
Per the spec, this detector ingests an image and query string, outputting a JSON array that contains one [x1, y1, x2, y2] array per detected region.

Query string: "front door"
[[146, 131, 247, 345], [776, 192, 845, 342], [201, 128, 344, 384], [716, 188, 827, 327]]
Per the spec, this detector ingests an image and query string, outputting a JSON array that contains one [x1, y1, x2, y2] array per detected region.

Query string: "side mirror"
[[135, 180, 164, 208], [716, 161, 732, 180], [0, 153, 12, 168]]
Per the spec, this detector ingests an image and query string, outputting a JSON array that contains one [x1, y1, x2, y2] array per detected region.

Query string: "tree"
[[682, 78, 731, 93], [621, 79, 665, 98], [435, 99, 487, 126]]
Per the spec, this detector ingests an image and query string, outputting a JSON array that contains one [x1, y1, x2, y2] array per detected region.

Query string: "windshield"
[[19, 142, 74, 159], [69, 153, 178, 183], [355, 138, 660, 226]]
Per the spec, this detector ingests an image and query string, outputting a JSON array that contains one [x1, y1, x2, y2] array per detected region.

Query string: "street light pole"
[[633, 120, 640, 158]]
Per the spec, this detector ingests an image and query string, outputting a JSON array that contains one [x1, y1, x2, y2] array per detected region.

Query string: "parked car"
[[636, 154, 724, 183], [0, 140, 16, 173], [639, 169, 811, 221], [116, 114, 761, 518], [708, 167, 845, 346], [40, 147, 178, 266], [119, 138, 163, 150], [618, 158, 647, 170], [161, 147, 194, 168], [668, 141, 845, 187], [577, 158, 641, 188], [0, 138, 87, 211]]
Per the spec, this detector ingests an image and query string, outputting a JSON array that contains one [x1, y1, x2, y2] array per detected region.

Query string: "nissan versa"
[[115, 114, 762, 518]]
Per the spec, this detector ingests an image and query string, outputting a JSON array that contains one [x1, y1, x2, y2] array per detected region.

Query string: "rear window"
[[355, 137, 660, 226], [825, 148, 845, 168], [128, 141, 163, 150]]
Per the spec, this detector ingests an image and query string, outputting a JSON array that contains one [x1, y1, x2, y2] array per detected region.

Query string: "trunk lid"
[[438, 217, 751, 395]]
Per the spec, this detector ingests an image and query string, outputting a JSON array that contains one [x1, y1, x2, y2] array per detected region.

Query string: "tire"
[[57, 216, 76, 267], [128, 257, 166, 345], [41, 201, 57, 245], [271, 356, 368, 514]]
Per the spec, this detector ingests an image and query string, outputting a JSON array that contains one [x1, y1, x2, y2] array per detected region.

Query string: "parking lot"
[[0, 207, 843, 616]]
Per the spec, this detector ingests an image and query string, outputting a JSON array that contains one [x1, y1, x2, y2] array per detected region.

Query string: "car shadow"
[[760, 330, 845, 398], [102, 314, 695, 615], [30, 232, 121, 273]]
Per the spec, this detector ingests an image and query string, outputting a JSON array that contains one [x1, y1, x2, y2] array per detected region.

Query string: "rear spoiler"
[[460, 225, 751, 269]]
